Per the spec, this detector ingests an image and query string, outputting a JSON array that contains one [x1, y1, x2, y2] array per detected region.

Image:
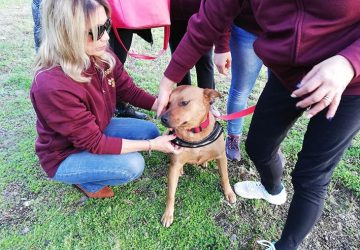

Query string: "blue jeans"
[[32, 0, 42, 52], [227, 25, 263, 135], [53, 118, 160, 193]]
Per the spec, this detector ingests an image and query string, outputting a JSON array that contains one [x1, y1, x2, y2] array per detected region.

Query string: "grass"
[[1, 169, 230, 249], [0, 1, 359, 249]]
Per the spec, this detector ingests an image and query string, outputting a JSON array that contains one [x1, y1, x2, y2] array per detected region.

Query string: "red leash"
[[214, 105, 256, 121]]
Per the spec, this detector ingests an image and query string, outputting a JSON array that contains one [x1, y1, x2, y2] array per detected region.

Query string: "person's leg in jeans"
[[275, 96, 360, 249], [32, 0, 42, 52], [226, 25, 263, 160], [53, 118, 160, 193]]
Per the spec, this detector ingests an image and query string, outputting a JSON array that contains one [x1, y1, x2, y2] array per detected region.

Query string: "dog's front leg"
[[161, 162, 183, 227], [217, 156, 237, 204]]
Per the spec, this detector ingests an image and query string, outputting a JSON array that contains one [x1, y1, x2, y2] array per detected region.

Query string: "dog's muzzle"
[[160, 113, 171, 128]]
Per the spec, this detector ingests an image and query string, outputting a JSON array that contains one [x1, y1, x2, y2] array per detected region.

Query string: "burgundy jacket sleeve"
[[338, 39, 360, 80], [32, 82, 122, 154], [112, 55, 156, 110], [165, 0, 242, 82], [214, 28, 231, 54]]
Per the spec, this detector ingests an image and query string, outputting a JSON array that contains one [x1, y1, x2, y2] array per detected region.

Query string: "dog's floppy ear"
[[203, 88, 221, 104]]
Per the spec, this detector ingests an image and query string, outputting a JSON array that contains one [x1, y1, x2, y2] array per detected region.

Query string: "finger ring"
[[323, 95, 330, 101], [322, 95, 331, 105]]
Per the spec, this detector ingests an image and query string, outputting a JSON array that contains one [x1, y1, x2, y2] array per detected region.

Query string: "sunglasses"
[[88, 18, 111, 41]]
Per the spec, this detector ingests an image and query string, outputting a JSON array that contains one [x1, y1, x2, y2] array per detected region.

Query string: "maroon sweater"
[[165, 0, 360, 95], [30, 54, 156, 177]]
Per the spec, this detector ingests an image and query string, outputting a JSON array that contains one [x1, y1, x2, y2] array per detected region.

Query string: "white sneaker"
[[257, 240, 276, 250], [234, 181, 286, 205]]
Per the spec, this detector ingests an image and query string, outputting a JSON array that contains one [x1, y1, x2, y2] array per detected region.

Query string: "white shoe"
[[234, 181, 286, 205], [257, 240, 276, 250]]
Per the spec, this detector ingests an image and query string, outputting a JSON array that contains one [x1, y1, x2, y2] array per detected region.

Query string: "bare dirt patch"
[[0, 182, 37, 230]]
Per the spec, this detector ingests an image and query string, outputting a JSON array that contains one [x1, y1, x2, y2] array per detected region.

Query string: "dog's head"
[[160, 85, 221, 129]]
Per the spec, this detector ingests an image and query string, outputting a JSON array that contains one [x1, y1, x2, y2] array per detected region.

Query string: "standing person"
[[169, 0, 230, 90], [31, 0, 182, 199], [108, 26, 150, 120], [225, 2, 264, 161], [170, 18, 215, 89], [108, 0, 231, 116], [31, 0, 42, 52], [107, 0, 153, 120], [225, 24, 263, 161], [156, 0, 360, 249]]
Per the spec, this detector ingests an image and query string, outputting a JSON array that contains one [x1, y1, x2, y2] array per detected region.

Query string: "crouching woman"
[[30, 0, 181, 198]]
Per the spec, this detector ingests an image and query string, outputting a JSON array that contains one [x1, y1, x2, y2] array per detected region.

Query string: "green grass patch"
[[1, 167, 230, 250], [0, 1, 359, 249]]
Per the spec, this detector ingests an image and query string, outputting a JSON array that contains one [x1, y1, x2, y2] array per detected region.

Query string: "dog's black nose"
[[161, 115, 170, 127]]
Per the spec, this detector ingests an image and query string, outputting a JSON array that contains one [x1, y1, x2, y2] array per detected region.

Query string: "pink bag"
[[108, 0, 171, 60]]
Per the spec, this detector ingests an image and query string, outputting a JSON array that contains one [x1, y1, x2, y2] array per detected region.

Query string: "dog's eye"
[[179, 100, 190, 106]]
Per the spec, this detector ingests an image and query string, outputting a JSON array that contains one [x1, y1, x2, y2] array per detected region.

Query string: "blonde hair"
[[34, 0, 115, 82]]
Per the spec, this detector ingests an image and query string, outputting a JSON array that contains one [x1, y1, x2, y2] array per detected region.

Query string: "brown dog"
[[160, 85, 237, 227]]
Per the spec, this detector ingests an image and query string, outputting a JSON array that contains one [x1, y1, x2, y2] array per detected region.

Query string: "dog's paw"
[[161, 210, 174, 228], [225, 190, 237, 204], [179, 167, 184, 176]]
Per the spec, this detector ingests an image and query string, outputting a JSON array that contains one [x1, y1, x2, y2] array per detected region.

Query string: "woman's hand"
[[291, 55, 354, 119], [151, 98, 159, 111], [157, 76, 175, 117], [214, 52, 232, 75], [151, 134, 183, 154], [122, 134, 182, 154]]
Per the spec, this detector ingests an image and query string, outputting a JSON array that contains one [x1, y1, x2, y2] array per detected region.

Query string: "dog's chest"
[[183, 147, 220, 164]]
